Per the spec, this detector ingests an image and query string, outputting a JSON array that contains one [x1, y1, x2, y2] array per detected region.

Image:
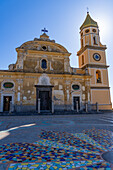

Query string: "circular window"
[[92, 29, 96, 32], [85, 29, 89, 33], [41, 59, 47, 69], [93, 53, 101, 61], [3, 82, 14, 88], [42, 46, 47, 51], [72, 84, 80, 90]]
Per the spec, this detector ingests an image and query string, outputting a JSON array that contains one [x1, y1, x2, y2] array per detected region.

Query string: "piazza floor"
[[0, 112, 113, 170]]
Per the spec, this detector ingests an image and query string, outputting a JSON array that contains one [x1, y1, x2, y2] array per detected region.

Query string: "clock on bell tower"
[[77, 12, 112, 110]]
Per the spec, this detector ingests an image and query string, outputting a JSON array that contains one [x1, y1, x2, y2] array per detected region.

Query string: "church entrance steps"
[[0, 110, 106, 116]]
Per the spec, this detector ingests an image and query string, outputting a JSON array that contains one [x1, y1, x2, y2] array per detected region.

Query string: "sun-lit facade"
[[0, 13, 112, 113]]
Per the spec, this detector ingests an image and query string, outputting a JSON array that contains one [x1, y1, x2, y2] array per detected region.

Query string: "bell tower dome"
[[80, 12, 100, 48], [77, 12, 112, 110]]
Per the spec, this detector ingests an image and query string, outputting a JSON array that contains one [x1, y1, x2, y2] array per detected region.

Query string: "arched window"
[[96, 70, 101, 83], [82, 55, 84, 65], [81, 39, 83, 48], [93, 36, 97, 45], [41, 59, 47, 69]]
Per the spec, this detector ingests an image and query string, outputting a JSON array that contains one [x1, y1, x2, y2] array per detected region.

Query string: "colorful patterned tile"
[[39, 130, 104, 153], [83, 128, 113, 150], [0, 129, 112, 170], [8, 160, 104, 170], [34, 139, 100, 154], [80, 161, 111, 169], [0, 142, 102, 164], [72, 133, 107, 151]]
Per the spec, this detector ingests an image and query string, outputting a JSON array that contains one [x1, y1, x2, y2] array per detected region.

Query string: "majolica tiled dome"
[[80, 12, 98, 30]]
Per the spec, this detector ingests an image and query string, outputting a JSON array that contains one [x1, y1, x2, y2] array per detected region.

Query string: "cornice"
[[27, 50, 71, 56], [81, 64, 109, 69], [77, 45, 107, 56], [0, 70, 90, 78], [16, 48, 71, 57]]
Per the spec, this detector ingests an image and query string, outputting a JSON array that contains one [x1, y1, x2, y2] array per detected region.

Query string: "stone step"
[[0, 110, 104, 116]]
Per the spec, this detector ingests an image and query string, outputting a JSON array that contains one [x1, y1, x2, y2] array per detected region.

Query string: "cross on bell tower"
[[87, 7, 89, 14]]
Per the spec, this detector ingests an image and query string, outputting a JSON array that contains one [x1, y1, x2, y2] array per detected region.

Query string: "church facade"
[[0, 13, 112, 113]]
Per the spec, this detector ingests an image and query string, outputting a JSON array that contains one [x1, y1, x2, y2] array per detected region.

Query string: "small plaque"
[[72, 84, 80, 90], [3, 82, 14, 88]]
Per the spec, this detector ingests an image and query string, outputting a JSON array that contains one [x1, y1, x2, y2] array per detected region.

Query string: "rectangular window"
[[82, 55, 84, 65]]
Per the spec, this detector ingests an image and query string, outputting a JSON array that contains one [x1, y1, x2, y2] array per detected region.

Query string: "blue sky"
[[0, 0, 113, 104]]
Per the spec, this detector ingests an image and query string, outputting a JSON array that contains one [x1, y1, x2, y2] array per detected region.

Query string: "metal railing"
[[8, 101, 112, 114]]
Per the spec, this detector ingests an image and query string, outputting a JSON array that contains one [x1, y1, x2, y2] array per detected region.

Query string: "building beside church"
[[0, 12, 112, 113]]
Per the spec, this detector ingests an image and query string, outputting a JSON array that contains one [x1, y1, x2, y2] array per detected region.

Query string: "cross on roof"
[[41, 28, 48, 33]]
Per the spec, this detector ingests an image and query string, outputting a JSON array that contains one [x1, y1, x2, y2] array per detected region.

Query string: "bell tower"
[[77, 12, 112, 110]]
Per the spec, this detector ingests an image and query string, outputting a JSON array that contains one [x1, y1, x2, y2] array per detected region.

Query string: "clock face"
[[93, 53, 101, 61]]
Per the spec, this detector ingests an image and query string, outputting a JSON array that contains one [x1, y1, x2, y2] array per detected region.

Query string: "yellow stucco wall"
[[102, 69, 109, 86], [79, 50, 88, 68], [91, 89, 111, 104], [79, 49, 106, 68], [89, 68, 109, 86], [89, 50, 106, 64], [0, 71, 91, 112]]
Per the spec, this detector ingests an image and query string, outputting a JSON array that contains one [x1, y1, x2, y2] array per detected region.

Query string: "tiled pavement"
[[0, 129, 112, 169], [0, 114, 113, 169]]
